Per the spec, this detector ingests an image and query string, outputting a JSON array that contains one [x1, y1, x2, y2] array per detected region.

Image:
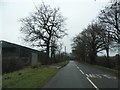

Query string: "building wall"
[[1, 40, 40, 73], [31, 53, 38, 65], [0, 41, 2, 74]]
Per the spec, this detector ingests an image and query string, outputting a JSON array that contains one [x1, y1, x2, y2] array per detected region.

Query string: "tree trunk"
[[91, 47, 97, 64], [46, 43, 50, 64], [93, 54, 97, 64], [106, 48, 110, 68], [51, 47, 55, 63], [91, 54, 96, 64]]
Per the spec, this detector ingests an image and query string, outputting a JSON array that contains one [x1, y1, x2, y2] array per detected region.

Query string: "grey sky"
[[0, 0, 111, 54]]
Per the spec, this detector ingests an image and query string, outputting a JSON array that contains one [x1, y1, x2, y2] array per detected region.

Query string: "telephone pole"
[[64, 46, 66, 56]]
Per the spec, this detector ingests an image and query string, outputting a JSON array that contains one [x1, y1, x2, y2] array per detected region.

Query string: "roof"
[[0, 40, 40, 52]]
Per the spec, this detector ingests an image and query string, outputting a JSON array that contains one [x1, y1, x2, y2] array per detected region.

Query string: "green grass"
[[0, 75, 2, 89], [2, 66, 58, 88], [2, 61, 69, 88], [56, 60, 69, 67]]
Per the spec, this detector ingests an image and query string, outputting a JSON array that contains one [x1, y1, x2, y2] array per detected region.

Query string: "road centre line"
[[79, 69, 85, 74], [75, 63, 115, 90], [86, 74, 89, 77], [75, 64, 78, 68], [87, 77, 99, 90], [76, 66, 79, 69], [75, 65, 85, 74], [75, 65, 99, 90]]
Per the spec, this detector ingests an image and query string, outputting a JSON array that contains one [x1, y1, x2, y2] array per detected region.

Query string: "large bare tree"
[[20, 3, 67, 63], [72, 23, 106, 64], [98, 0, 120, 41], [98, 0, 120, 67]]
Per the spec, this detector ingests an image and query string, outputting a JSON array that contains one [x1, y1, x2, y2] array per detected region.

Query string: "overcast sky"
[[1, 0, 112, 54]]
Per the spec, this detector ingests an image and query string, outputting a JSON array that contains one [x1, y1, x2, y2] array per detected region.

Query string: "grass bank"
[[2, 61, 69, 88], [3, 67, 58, 88]]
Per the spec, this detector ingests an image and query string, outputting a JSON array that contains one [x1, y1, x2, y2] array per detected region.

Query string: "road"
[[43, 61, 119, 89]]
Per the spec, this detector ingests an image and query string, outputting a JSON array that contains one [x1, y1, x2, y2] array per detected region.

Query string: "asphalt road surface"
[[43, 61, 119, 89]]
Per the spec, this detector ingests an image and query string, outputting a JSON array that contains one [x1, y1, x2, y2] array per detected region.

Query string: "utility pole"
[[64, 46, 66, 56], [64, 46, 66, 60]]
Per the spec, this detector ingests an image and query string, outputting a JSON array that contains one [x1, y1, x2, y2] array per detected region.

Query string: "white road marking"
[[79, 69, 85, 74], [87, 77, 99, 90], [86, 74, 89, 77], [91, 74, 96, 78], [85, 74, 117, 79], [89, 74, 93, 78], [101, 74, 117, 79], [75, 64, 78, 68], [102, 74, 110, 78], [75, 65, 85, 74], [77, 66, 79, 69], [95, 74, 102, 78], [75, 65, 116, 79], [75, 64, 116, 90]]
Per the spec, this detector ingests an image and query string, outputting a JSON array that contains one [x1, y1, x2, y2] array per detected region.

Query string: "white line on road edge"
[[87, 77, 99, 90]]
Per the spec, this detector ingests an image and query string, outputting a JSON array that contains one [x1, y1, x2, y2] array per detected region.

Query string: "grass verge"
[[2, 66, 58, 88], [55, 60, 69, 67], [2, 61, 69, 88]]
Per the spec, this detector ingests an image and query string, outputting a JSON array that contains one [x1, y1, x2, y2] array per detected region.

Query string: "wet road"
[[43, 61, 119, 89]]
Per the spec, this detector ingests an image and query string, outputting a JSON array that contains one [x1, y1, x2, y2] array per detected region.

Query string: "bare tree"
[[50, 36, 58, 61], [20, 3, 67, 63], [72, 33, 86, 61], [100, 28, 114, 67], [72, 23, 106, 64], [98, 0, 120, 41], [98, 0, 120, 67]]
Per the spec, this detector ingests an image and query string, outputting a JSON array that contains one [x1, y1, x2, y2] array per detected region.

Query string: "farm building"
[[1, 40, 46, 73]]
